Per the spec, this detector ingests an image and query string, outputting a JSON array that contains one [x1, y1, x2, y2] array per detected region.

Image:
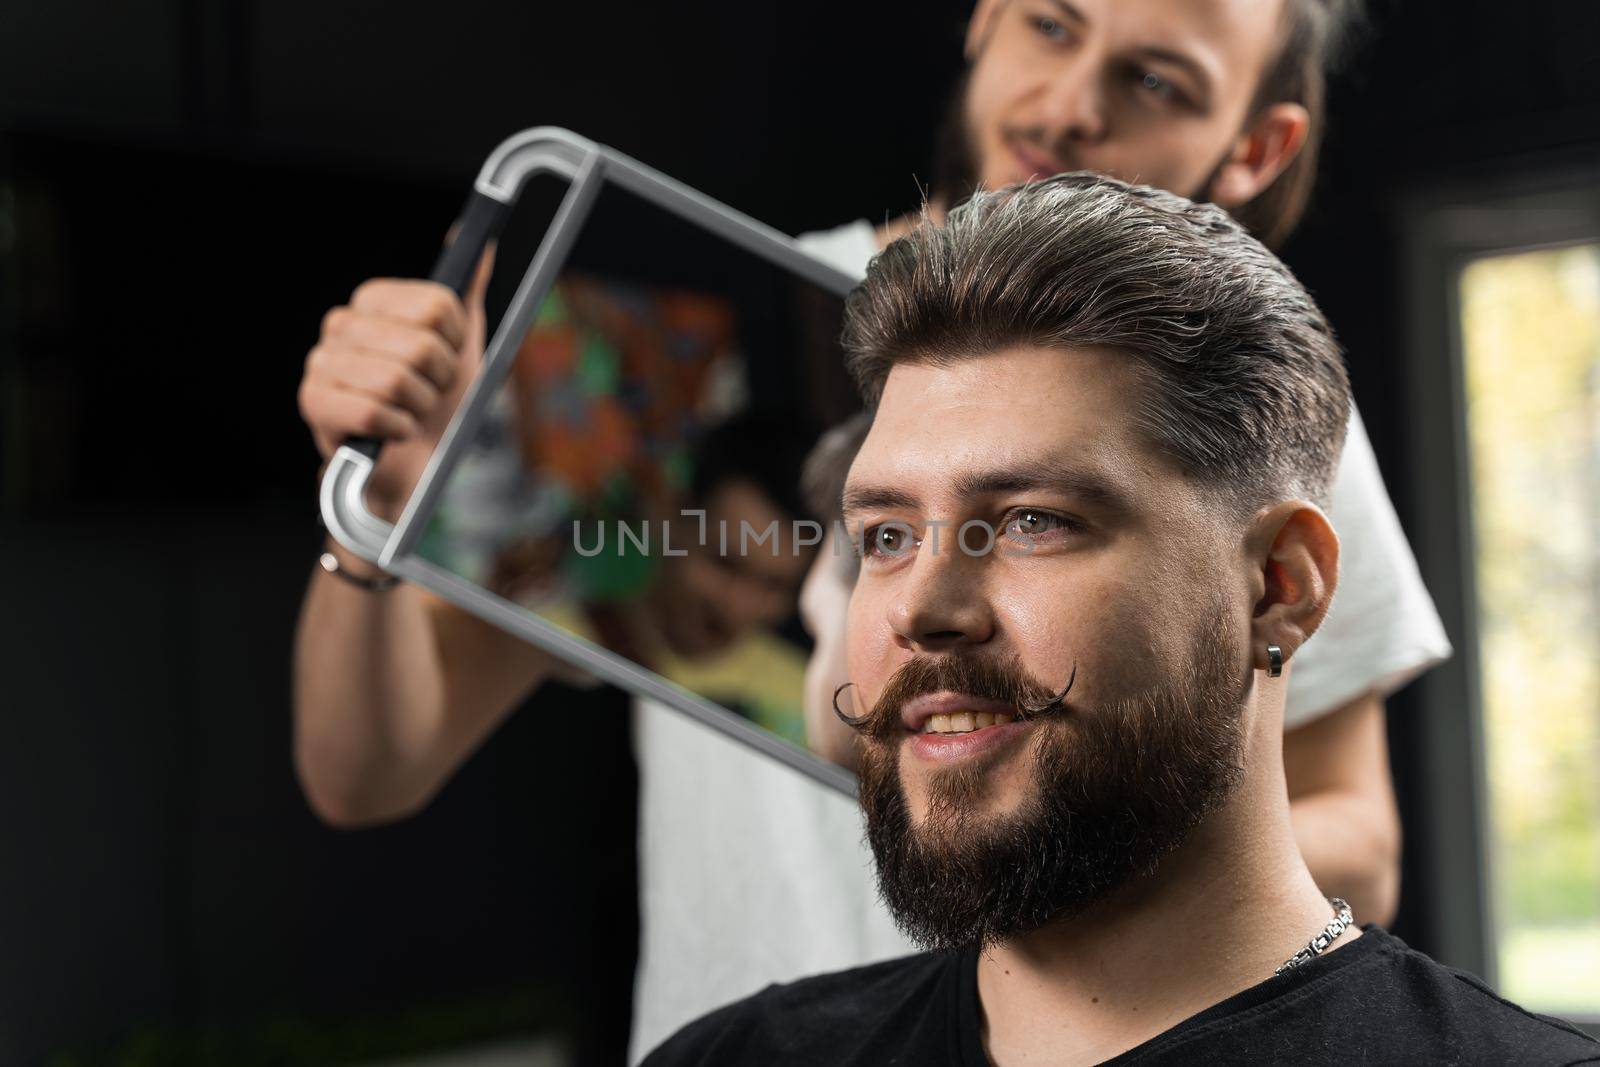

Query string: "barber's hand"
[[297, 247, 494, 519]]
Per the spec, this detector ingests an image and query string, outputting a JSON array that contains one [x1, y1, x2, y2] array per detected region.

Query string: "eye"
[[1033, 15, 1069, 42], [1135, 69, 1184, 104], [860, 521, 917, 560], [1003, 508, 1082, 541]]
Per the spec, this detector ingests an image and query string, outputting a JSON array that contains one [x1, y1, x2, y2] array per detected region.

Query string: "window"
[[1403, 180, 1600, 1031], [1459, 243, 1600, 1014]]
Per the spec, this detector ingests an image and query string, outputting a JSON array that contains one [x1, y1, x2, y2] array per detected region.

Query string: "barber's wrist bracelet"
[[319, 550, 401, 592]]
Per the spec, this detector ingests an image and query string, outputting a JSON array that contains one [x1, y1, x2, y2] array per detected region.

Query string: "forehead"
[[1071, 0, 1287, 89], [850, 346, 1181, 503], [1100, 0, 1286, 44]]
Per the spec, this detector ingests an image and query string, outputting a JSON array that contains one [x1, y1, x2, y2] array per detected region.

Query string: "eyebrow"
[[1040, 0, 1216, 103], [1043, 0, 1089, 28], [953, 460, 1135, 514], [840, 483, 919, 517], [841, 459, 1136, 520]]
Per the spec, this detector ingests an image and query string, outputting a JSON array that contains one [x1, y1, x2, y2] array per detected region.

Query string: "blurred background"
[[2, 0, 1599, 1063]]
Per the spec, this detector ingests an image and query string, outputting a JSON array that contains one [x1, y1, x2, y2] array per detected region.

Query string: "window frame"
[[1399, 170, 1600, 1033]]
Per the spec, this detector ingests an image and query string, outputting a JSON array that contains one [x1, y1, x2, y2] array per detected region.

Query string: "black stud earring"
[[1267, 644, 1284, 678]]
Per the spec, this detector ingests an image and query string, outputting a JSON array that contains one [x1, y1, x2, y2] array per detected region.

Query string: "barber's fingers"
[[318, 307, 457, 391], [318, 346, 444, 417], [348, 278, 469, 352], [435, 222, 496, 312], [297, 374, 421, 459], [298, 244, 495, 464], [465, 241, 496, 308], [299, 340, 451, 454]]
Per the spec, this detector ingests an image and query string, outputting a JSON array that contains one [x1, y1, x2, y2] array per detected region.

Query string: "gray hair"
[[842, 173, 1350, 511]]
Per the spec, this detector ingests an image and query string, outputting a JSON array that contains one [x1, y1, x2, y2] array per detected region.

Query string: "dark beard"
[[855, 611, 1247, 951]]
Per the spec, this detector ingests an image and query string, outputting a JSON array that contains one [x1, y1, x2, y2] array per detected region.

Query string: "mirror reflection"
[[416, 178, 859, 753]]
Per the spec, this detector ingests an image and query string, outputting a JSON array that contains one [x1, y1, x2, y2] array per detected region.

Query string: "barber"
[[293, 0, 1449, 1051]]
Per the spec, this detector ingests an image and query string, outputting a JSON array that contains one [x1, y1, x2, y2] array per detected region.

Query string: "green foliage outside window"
[[1461, 243, 1600, 1014]]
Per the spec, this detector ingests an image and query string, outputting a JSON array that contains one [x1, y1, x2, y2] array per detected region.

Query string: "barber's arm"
[[1282, 690, 1402, 925], [292, 260, 565, 826]]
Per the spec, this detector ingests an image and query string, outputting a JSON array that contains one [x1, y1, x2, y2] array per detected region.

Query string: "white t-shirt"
[[627, 220, 1453, 1060], [628, 698, 913, 1061]]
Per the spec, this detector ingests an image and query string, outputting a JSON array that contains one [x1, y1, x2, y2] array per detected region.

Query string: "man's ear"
[[965, 0, 1008, 59], [1206, 102, 1311, 210], [1247, 501, 1339, 675]]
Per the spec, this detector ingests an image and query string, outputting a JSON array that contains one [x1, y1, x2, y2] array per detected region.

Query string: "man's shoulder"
[[641, 950, 954, 1066], [1212, 928, 1600, 1066], [1373, 932, 1599, 1064]]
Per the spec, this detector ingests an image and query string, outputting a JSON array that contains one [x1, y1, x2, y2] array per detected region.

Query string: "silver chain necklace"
[[1275, 897, 1354, 976]]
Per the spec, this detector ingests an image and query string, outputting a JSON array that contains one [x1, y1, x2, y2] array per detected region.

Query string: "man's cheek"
[[1013, 586, 1158, 700], [844, 591, 886, 683]]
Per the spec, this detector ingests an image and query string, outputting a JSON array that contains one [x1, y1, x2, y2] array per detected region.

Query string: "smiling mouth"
[[1006, 136, 1070, 179], [919, 710, 1018, 734]]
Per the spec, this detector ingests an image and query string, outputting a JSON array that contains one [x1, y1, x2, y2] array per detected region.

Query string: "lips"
[[907, 717, 1035, 764], [900, 691, 1023, 732], [1006, 136, 1072, 181]]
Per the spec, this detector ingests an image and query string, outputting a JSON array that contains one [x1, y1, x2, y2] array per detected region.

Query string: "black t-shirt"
[[643, 926, 1600, 1066]]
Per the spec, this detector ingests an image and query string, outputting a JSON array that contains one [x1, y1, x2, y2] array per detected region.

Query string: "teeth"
[[920, 710, 1017, 734]]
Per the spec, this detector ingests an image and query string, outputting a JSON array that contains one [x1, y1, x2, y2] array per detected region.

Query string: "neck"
[[974, 697, 1357, 1066]]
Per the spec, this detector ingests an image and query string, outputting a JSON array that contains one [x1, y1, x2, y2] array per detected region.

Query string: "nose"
[[1038, 54, 1109, 147], [886, 537, 996, 653]]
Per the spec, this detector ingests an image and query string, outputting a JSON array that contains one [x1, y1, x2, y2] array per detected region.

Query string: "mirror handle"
[[344, 190, 512, 461]]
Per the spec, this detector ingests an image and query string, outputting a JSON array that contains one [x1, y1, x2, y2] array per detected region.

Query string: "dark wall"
[[2, 0, 1599, 1063], [0, 3, 965, 1063], [0, 518, 632, 1064]]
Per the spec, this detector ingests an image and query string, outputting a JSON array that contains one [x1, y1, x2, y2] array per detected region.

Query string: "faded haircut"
[[842, 173, 1351, 512]]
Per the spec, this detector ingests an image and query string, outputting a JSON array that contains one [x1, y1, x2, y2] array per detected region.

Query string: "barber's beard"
[[856, 610, 1248, 951]]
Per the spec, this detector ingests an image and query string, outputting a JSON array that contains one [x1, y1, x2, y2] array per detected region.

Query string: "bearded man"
[[642, 175, 1598, 1065]]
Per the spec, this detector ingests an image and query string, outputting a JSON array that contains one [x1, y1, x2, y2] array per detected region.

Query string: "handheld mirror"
[[321, 128, 865, 794]]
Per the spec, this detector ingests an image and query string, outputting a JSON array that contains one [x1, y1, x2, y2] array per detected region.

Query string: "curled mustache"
[[834, 657, 1077, 744]]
